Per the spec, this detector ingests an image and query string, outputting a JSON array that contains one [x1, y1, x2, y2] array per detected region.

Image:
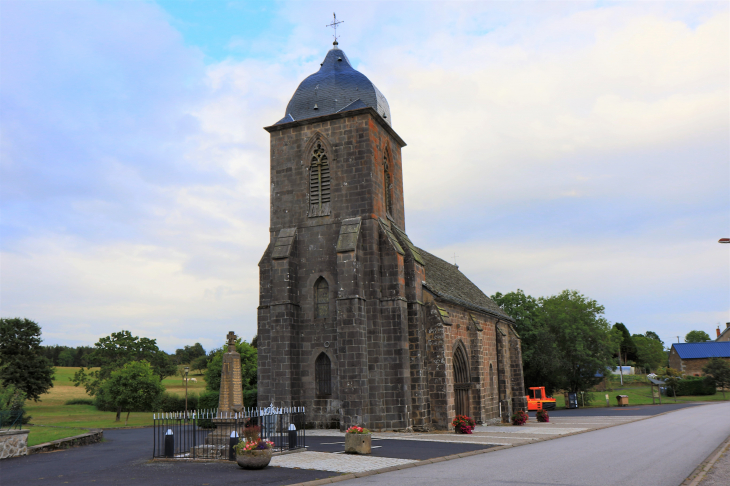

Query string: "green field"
[[25, 367, 207, 429], [553, 382, 728, 408]]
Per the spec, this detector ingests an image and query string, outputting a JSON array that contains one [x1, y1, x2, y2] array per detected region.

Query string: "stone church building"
[[257, 42, 526, 431]]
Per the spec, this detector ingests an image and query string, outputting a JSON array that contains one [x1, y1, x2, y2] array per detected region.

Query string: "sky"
[[1, 0, 728, 353]]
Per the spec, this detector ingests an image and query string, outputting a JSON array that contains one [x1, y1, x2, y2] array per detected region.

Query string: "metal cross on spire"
[[326, 12, 344, 46]]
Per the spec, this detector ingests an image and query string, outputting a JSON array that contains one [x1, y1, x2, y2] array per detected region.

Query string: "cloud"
[[1, 1, 727, 351]]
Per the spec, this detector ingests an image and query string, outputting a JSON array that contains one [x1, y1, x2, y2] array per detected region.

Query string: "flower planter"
[[236, 449, 272, 469], [345, 433, 371, 454]]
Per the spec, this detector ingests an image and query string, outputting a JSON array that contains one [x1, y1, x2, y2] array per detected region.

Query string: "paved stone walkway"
[[698, 441, 730, 486], [271, 451, 417, 473]]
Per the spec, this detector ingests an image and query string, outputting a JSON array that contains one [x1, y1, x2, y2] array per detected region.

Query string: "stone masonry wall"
[[0, 430, 29, 459]]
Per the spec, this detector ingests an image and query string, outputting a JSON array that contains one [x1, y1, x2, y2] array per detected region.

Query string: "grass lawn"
[[25, 425, 90, 447], [553, 385, 729, 408], [26, 367, 208, 429]]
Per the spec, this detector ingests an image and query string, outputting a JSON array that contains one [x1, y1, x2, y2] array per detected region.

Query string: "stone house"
[[256, 42, 526, 431], [668, 342, 730, 376]]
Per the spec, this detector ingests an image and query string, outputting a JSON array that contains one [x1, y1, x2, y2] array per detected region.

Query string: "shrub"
[[244, 388, 257, 408], [197, 390, 219, 428], [511, 410, 528, 426], [671, 377, 716, 396], [536, 409, 549, 422], [65, 398, 94, 406], [451, 415, 476, 434], [158, 392, 199, 412]]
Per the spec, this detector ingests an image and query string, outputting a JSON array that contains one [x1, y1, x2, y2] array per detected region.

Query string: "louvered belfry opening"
[[453, 345, 471, 417], [309, 141, 331, 216], [384, 155, 393, 216], [315, 352, 332, 397], [315, 277, 329, 319]]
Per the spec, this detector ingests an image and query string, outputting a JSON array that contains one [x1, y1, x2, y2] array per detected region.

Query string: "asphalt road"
[[543, 401, 706, 417], [339, 401, 730, 486], [1, 429, 492, 485], [1, 428, 337, 486]]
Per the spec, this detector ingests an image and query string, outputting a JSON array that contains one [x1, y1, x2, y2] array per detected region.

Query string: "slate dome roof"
[[275, 44, 391, 126]]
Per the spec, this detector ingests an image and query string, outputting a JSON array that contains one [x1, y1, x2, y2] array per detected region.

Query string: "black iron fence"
[[0, 410, 24, 430], [152, 405, 306, 460]]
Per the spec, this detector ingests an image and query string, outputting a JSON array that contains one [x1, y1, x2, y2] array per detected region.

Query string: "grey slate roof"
[[416, 247, 513, 321], [672, 342, 730, 359], [275, 45, 391, 126]]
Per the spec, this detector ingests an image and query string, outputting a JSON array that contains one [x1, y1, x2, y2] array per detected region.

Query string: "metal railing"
[[152, 405, 306, 460], [0, 410, 24, 430]]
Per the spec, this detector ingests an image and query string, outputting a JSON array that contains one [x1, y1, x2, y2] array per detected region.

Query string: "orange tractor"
[[526, 386, 556, 411]]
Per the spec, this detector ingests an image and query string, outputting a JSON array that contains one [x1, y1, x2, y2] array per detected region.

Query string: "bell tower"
[[256, 42, 428, 431]]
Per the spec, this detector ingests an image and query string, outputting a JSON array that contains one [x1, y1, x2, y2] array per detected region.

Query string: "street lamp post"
[[184, 366, 190, 419]]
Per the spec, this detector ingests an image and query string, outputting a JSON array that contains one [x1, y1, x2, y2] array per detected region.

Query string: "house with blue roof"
[[669, 342, 730, 376]]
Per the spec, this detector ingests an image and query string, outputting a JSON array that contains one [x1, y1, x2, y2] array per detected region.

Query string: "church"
[[256, 40, 526, 431]]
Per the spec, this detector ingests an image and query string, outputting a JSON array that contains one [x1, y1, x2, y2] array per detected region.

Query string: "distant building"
[[716, 323, 730, 342], [668, 342, 730, 376]]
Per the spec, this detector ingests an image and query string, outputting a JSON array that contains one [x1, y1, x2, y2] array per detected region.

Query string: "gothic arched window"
[[309, 141, 331, 216], [383, 154, 393, 216], [315, 352, 332, 396], [315, 277, 329, 319]]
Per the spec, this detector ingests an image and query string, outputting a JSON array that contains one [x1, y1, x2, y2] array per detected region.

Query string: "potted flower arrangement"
[[452, 415, 476, 434], [536, 409, 549, 423], [511, 410, 529, 426], [234, 425, 274, 469], [345, 426, 371, 454]]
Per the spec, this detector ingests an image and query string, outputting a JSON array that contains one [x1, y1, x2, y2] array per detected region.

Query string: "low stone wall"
[[0, 429, 30, 459], [28, 429, 103, 454]]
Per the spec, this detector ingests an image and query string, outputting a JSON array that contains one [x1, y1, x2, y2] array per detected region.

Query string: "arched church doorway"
[[453, 345, 470, 417]]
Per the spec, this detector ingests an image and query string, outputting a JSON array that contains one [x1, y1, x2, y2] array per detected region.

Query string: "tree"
[[174, 343, 206, 365], [685, 330, 711, 343], [632, 334, 666, 372], [645, 331, 663, 344], [72, 330, 175, 420], [612, 323, 638, 364], [100, 361, 164, 425], [658, 366, 682, 402], [491, 290, 561, 394], [702, 358, 730, 400], [540, 290, 615, 393], [0, 318, 54, 401], [204, 339, 257, 392], [190, 355, 208, 375]]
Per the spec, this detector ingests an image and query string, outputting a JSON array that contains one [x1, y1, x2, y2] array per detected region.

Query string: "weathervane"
[[326, 12, 344, 46]]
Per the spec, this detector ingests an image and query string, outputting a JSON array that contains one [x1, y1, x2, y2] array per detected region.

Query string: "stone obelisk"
[[217, 331, 244, 417], [195, 332, 245, 458]]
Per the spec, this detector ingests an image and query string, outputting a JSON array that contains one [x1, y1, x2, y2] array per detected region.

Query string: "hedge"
[[670, 377, 716, 396]]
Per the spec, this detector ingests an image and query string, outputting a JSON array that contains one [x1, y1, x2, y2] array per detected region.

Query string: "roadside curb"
[[682, 434, 730, 486], [28, 429, 103, 455], [285, 404, 714, 486]]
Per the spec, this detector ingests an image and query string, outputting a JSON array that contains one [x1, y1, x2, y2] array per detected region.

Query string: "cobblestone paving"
[[271, 451, 417, 473]]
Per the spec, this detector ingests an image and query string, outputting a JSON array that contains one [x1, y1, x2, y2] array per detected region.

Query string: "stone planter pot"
[[345, 433, 371, 454], [236, 449, 272, 469]]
